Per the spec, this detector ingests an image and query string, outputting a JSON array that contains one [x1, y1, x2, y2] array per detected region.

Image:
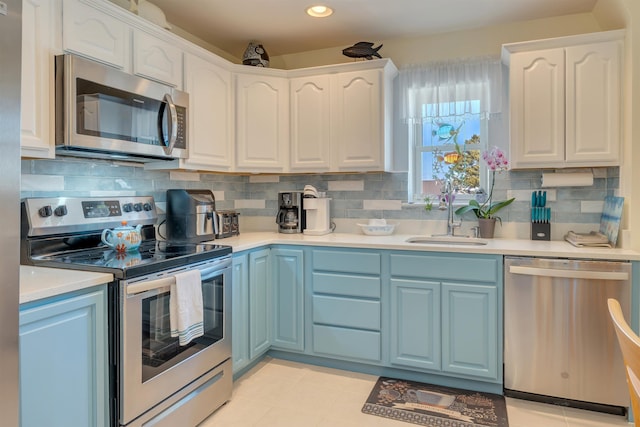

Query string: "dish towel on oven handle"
[[169, 269, 204, 346]]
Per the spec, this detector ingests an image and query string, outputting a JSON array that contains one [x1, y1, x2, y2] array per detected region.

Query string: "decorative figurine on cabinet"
[[242, 42, 270, 67], [342, 42, 383, 60]]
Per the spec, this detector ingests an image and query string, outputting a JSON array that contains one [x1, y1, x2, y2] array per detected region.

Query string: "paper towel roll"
[[541, 172, 593, 187]]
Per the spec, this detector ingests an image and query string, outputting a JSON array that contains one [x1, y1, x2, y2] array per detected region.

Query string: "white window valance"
[[397, 56, 504, 124]]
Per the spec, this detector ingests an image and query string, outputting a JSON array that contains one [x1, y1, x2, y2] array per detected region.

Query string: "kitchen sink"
[[405, 236, 489, 246]]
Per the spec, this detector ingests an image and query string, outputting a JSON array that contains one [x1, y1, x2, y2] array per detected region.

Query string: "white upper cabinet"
[[45, 0, 399, 174], [182, 53, 234, 170], [565, 41, 621, 165], [503, 30, 624, 169], [21, 0, 58, 159], [333, 69, 383, 171], [289, 75, 331, 171], [508, 48, 566, 167], [62, 0, 130, 70], [235, 71, 289, 172], [132, 29, 183, 88], [289, 59, 398, 173]]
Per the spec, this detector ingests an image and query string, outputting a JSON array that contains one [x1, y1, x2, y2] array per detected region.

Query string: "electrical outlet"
[[0, 2, 8, 16]]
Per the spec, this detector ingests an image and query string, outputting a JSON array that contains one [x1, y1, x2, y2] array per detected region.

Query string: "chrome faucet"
[[443, 181, 462, 236]]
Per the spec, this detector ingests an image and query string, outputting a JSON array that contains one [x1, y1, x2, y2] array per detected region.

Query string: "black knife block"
[[531, 223, 550, 241]]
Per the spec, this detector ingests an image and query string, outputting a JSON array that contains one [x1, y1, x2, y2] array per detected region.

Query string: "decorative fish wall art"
[[342, 42, 383, 60]]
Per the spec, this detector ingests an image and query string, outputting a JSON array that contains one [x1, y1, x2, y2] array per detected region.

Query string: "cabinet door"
[[333, 69, 383, 171], [232, 254, 250, 374], [290, 76, 331, 171], [235, 73, 289, 172], [565, 41, 621, 166], [390, 278, 441, 371], [509, 49, 566, 168], [183, 53, 234, 170], [133, 29, 182, 88], [21, 0, 55, 159], [62, 0, 129, 70], [20, 287, 108, 427], [249, 248, 272, 358], [271, 248, 304, 351], [441, 283, 498, 380]]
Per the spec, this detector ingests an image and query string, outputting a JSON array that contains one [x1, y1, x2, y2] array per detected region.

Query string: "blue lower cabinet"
[[442, 282, 498, 380], [309, 248, 382, 363], [233, 248, 274, 375], [249, 248, 272, 359], [271, 248, 304, 351], [232, 253, 250, 374], [312, 325, 381, 362], [388, 252, 502, 382], [20, 286, 108, 427], [233, 245, 502, 387], [390, 278, 441, 370]]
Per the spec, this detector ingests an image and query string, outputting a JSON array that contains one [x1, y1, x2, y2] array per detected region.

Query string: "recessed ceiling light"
[[306, 5, 333, 18]]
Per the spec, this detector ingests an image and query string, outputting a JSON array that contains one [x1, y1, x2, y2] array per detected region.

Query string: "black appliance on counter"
[[165, 189, 217, 243], [276, 191, 305, 233], [21, 196, 233, 427]]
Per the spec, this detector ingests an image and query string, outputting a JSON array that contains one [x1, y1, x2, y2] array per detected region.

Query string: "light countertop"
[[219, 232, 640, 261], [20, 265, 113, 304], [20, 232, 639, 303]]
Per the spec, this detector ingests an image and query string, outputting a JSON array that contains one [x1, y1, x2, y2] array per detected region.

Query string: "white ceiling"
[[147, 0, 599, 58]]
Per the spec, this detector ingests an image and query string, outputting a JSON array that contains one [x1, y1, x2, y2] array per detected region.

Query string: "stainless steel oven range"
[[21, 196, 233, 427]]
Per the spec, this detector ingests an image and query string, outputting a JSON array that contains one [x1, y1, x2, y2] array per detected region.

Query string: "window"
[[397, 57, 504, 204], [409, 102, 486, 203]]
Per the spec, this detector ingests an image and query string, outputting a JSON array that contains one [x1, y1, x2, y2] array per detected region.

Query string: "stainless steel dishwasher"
[[504, 256, 631, 415]]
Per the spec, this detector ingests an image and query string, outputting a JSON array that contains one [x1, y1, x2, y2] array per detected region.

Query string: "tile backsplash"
[[21, 157, 618, 233]]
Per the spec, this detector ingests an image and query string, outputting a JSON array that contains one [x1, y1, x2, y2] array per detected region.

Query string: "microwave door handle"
[[158, 93, 178, 155]]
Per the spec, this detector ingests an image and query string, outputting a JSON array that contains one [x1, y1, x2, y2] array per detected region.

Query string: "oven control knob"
[[54, 205, 68, 217], [133, 203, 143, 212], [143, 202, 153, 211], [38, 205, 53, 217], [122, 203, 133, 213]]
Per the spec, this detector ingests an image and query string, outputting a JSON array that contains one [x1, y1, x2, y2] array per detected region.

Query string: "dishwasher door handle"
[[509, 265, 630, 281]]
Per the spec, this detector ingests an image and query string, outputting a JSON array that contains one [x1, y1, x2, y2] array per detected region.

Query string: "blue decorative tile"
[[20, 158, 619, 227]]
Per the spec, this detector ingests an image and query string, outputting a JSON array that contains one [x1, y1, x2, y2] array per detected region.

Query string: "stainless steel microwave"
[[55, 54, 188, 162]]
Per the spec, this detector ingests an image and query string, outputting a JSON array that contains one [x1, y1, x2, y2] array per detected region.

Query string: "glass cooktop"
[[31, 240, 232, 279]]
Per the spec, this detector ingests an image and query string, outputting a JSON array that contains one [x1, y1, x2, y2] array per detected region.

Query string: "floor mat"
[[362, 377, 509, 427]]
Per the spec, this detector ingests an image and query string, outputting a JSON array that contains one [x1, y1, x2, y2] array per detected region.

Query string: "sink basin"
[[405, 236, 488, 246]]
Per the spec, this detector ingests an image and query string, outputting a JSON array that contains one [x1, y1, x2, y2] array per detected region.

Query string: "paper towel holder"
[[541, 171, 594, 188]]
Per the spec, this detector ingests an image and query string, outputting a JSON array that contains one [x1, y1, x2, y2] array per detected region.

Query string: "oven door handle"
[[126, 263, 228, 295], [127, 276, 174, 295]]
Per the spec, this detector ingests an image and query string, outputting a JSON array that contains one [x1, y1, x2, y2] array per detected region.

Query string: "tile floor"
[[199, 357, 631, 427]]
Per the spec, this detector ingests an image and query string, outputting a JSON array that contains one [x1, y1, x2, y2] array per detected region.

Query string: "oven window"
[[140, 274, 224, 382]]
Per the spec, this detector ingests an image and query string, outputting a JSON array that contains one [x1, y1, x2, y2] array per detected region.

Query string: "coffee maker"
[[165, 189, 217, 243], [303, 197, 331, 235], [276, 191, 305, 233]]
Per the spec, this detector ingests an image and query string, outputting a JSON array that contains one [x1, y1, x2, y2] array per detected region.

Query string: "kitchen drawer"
[[313, 250, 380, 275], [390, 254, 499, 283], [312, 325, 381, 362], [312, 272, 380, 298], [312, 295, 380, 330]]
